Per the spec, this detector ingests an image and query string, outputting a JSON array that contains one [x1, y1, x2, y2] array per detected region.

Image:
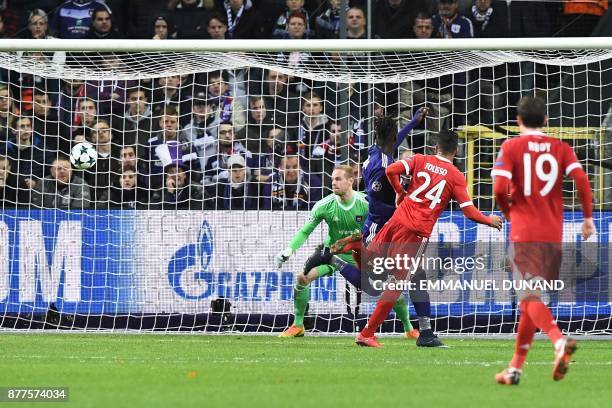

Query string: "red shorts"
[[373, 217, 426, 245], [510, 242, 562, 281], [367, 217, 429, 281]]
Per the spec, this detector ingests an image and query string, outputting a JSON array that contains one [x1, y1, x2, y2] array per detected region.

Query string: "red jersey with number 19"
[[393, 154, 473, 237], [491, 132, 583, 242]]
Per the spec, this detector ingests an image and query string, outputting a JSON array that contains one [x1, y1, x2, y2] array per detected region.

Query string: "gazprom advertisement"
[[0, 210, 610, 316]]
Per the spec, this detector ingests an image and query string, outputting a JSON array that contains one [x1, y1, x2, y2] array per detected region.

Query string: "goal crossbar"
[[0, 37, 612, 52]]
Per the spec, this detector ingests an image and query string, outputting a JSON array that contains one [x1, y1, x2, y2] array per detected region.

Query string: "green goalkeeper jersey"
[[287, 191, 369, 263]]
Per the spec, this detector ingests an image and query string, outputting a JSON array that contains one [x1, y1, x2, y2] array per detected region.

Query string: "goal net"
[[0, 39, 609, 334]]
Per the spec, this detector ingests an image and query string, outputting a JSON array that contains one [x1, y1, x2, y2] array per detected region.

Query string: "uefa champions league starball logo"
[[167, 221, 214, 299]]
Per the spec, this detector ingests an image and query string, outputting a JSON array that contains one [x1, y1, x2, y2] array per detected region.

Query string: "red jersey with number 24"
[[491, 132, 583, 242], [393, 154, 473, 237]]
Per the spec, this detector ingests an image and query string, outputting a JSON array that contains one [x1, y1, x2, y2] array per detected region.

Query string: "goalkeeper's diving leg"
[[281, 245, 418, 339]]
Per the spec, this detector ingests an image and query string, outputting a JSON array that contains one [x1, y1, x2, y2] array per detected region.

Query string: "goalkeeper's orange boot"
[[495, 367, 521, 385], [355, 332, 383, 348], [405, 329, 420, 339], [552, 338, 577, 381], [278, 324, 305, 338]]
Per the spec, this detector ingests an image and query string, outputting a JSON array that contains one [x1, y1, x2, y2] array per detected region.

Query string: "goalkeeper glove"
[[275, 247, 293, 269]]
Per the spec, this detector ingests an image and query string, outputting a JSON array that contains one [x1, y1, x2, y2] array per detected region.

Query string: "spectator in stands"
[[151, 163, 207, 210], [181, 93, 217, 170], [223, 0, 264, 39], [273, 0, 311, 39], [323, 120, 344, 166], [346, 7, 367, 39], [215, 154, 259, 210], [84, 118, 116, 207], [275, 18, 312, 92], [117, 145, 149, 189], [109, 166, 147, 209], [20, 9, 66, 67], [251, 126, 282, 181], [126, 0, 170, 38], [237, 96, 274, 153], [203, 122, 250, 185], [299, 92, 328, 174], [151, 74, 191, 122], [433, 0, 474, 38], [206, 13, 227, 40], [147, 106, 200, 188], [468, 0, 508, 38], [57, 78, 86, 141], [26, 8, 50, 39], [275, 10, 309, 39], [152, 15, 176, 39], [205, 70, 246, 131], [0, 155, 18, 207], [315, 0, 342, 39], [373, 0, 427, 39], [4, 116, 48, 202], [253, 69, 300, 126], [72, 97, 97, 142], [262, 154, 310, 210], [563, 0, 607, 37], [120, 87, 154, 156], [85, 8, 123, 39], [32, 154, 91, 209], [83, 56, 132, 117], [322, 120, 356, 192], [147, 106, 181, 187], [0, 84, 16, 138], [52, 0, 111, 39], [32, 89, 62, 153], [412, 10, 434, 39], [171, 0, 210, 39]]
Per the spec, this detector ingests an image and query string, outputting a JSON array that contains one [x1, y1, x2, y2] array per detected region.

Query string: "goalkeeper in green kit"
[[275, 165, 416, 338]]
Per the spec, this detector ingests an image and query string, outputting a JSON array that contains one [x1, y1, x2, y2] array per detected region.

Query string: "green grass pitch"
[[1, 334, 611, 407]]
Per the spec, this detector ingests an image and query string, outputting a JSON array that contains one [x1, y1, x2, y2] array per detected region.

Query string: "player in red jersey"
[[492, 96, 596, 385], [355, 130, 503, 348]]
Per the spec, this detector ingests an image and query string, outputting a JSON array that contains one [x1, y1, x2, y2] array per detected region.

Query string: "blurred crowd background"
[[0, 0, 610, 212]]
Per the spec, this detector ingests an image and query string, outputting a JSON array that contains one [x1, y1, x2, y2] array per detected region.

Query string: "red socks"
[[360, 290, 401, 337], [510, 299, 564, 369], [510, 303, 536, 369], [525, 300, 563, 345]]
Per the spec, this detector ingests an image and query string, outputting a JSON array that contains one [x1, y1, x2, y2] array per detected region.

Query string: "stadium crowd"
[[0, 0, 608, 210]]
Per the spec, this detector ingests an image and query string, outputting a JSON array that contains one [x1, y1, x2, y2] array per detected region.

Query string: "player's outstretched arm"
[[394, 107, 429, 150], [274, 208, 324, 268], [454, 176, 502, 230], [462, 205, 502, 231], [567, 163, 595, 240]]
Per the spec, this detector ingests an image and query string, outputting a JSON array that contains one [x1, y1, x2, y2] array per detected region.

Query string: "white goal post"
[[0, 38, 609, 334]]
